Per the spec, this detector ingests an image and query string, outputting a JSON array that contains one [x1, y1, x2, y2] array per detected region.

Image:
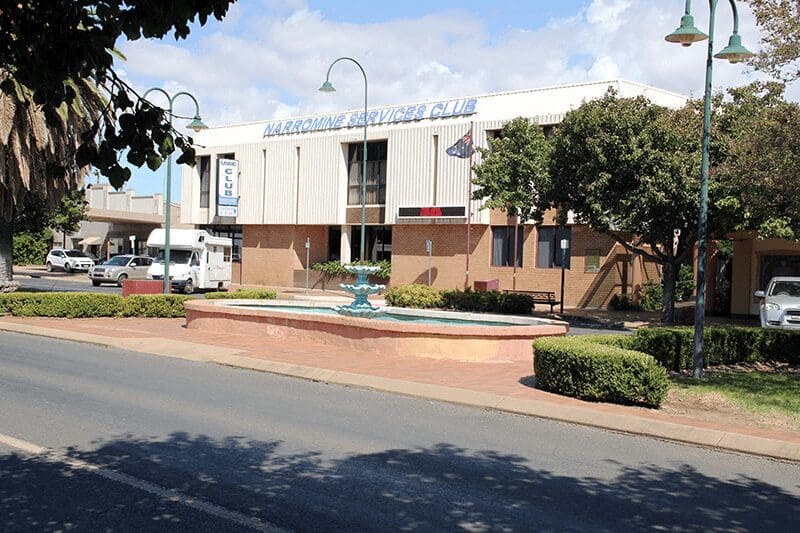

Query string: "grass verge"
[[670, 368, 800, 426]]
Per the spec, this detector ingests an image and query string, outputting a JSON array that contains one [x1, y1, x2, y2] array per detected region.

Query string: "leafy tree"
[[472, 117, 552, 274], [12, 229, 52, 266], [51, 188, 89, 238], [12, 188, 89, 266], [548, 91, 705, 323], [0, 0, 235, 290], [714, 81, 800, 239], [746, 0, 800, 82], [472, 117, 553, 222]]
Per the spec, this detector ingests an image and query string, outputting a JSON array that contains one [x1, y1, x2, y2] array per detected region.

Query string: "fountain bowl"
[[185, 299, 568, 362]]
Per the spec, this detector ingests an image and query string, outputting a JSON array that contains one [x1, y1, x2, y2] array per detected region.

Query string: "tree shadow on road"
[[1, 432, 798, 531]]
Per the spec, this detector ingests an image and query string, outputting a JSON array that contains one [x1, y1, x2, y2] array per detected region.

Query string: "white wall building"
[[181, 79, 686, 305]]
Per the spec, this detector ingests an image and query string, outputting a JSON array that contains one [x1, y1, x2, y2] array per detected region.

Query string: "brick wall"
[[242, 225, 329, 287], [392, 223, 628, 307], [241, 222, 663, 308]]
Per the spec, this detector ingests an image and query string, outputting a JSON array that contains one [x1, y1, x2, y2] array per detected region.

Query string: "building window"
[[351, 225, 392, 261], [199, 155, 211, 208], [760, 254, 800, 289], [585, 248, 600, 273], [328, 226, 341, 261], [537, 227, 571, 269], [348, 141, 387, 205], [201, 225, 243, 262], [491, 226, 523, 267]]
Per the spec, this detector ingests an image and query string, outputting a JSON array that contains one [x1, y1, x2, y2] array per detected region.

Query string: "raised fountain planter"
[[184, 299, 568, 362], [333, 264, 386, 319]]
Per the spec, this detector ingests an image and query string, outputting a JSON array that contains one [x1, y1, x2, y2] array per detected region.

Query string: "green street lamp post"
[[320, 57, 368, 261], [142, 88, 208, 294], [665, 0, 753, 378]]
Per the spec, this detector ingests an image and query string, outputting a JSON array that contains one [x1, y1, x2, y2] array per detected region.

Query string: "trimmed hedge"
[[0, 292, 124, 318], [385, 284, 443, 309], [205, 288, 277, 300], [441, 289, 534, 315], [121, 295, 190, 318], [0, 292, 188, 318], [383, 285, 534, 315], [533, 337, 669, 407], [631, 326, 800, 370]]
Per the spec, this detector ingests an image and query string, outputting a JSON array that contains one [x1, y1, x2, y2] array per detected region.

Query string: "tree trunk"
[[661, 261, 677, 324], [0, 217, 18, 293]]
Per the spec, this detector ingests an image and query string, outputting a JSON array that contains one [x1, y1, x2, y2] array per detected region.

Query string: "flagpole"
[[465, 121, 473, 290]]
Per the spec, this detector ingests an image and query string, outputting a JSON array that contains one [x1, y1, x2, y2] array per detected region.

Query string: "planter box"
[[122, 280, 164, 297], [292, 270, 390, 291], [474, 279, 500, 291]]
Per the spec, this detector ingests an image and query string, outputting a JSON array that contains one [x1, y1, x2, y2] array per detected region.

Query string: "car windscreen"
[[769, 281, 800, 297], [153, 250, 192, 264], [104, 256, 130, 266], [64, 250, 89, 258]]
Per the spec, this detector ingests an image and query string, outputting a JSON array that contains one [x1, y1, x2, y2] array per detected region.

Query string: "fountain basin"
[[185, 299, 568, 362]]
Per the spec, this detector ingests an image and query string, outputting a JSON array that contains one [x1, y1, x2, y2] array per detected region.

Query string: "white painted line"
[[0, 432, 285, 532]]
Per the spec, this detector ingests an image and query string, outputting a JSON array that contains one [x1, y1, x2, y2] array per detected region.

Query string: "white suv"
[[754, 277, 800, 329], [45, 249, 95, 273]]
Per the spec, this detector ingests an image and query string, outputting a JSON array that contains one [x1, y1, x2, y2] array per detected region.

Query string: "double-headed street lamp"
[[142, 88, 208, 294], [665, 0, 753, 378], [319, 57, 368, 262]]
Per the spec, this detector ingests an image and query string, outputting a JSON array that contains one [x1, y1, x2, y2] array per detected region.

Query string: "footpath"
[[0, 314, 797, 462]]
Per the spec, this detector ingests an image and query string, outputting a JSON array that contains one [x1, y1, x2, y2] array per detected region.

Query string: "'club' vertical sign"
[[217, 159, 239, 217]]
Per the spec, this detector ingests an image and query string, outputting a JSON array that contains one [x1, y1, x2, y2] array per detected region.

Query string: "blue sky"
[[112, 0, 783, 198]]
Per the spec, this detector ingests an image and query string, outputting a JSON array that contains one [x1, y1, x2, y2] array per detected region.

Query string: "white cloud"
[[117, 0, 784, 130]]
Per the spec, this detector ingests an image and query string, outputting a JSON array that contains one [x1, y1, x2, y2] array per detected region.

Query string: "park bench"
[[504, 290, 561, 313]]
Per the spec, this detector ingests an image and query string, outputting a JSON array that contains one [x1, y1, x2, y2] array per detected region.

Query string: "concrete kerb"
[[0, 319, 797, 463]]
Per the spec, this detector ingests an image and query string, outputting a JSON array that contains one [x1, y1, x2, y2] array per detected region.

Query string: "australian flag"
[[446, 129, 475, 158]]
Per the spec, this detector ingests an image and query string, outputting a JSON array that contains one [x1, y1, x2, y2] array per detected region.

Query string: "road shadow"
[[1, 432, 798, 531]]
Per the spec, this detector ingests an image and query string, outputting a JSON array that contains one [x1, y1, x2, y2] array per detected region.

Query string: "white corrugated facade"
[[182, 79, 686, 228], [180, 79, 687, 304]]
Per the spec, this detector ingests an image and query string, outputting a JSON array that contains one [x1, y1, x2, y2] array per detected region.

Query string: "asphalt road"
[[15, 273, 123, 293], [0, 332, 798, 531]]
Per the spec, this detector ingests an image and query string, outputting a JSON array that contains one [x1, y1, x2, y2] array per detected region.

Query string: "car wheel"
[[45, 262, 53, 272], [183, 279, 194, 295], [92, 280, 102, 287], [64, 263, 72, 273], [116, 274, 128, 287]]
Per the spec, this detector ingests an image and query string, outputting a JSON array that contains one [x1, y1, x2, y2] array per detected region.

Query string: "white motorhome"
[[146, 229, 232, 293]]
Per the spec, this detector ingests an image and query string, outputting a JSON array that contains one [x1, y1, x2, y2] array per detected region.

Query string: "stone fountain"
[[333, 264, 387, 319]]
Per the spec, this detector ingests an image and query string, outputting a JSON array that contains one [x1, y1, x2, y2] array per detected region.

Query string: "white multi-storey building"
[[181, 79, 686, 306]]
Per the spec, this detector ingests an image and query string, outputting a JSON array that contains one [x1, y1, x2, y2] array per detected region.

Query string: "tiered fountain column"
[[333, 264, 387, 319]]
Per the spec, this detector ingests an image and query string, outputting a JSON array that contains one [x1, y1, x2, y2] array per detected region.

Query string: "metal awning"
[[78, 236, 103, 245]]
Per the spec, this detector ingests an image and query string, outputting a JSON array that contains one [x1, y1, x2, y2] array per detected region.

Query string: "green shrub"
[[586, 333, 638, 350], [0, 292, 194, 318], [630, 326, 800, 370], [385, 284, 443, 308], [121, 295, 190, 318], [0, 292, 123, 318], [441, 289, 533, 315], [638, 265, 695, 312], [533, 337, 669, 407], [675, 264, 695, 302], [13, 229, 52, 265], [608, 293, 641, 311], [205, 288, 277, 300], [639, 281, 663, 312], [312, 260, 391, 280]]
